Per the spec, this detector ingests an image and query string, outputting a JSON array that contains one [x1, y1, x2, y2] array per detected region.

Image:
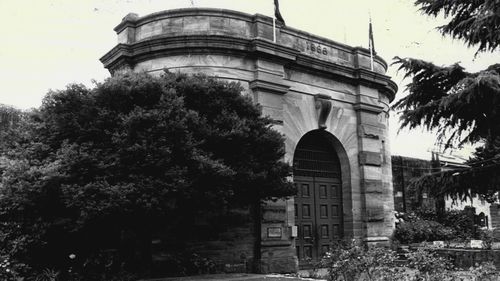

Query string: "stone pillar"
[[249, 59, 297, 273], [115, 13, 138, 44], [258, 199, 298, 273], [355, 85, 394, 246]]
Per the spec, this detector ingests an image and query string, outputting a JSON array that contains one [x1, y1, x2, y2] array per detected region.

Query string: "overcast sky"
[[1, 0, 498, 160]]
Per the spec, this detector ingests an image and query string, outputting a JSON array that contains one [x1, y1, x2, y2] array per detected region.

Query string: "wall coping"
[[102, 8, 398, 101], [112, 8, 389, 72]]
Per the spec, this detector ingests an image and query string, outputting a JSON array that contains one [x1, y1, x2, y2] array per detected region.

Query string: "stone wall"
[[434, 248, 500, 268], [391, 156, 436, 212], [102, 8, 398, 273], [152, 208, 257, 276]]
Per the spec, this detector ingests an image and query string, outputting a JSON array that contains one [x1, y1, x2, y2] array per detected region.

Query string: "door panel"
[[293, 130, 344, 266], [314, 179, 343, 257], [294, 176, 343, 265], [294, 180, 317, 261]]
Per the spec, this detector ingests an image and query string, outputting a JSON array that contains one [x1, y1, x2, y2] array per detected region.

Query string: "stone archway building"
[[101, 8, 398, 273]]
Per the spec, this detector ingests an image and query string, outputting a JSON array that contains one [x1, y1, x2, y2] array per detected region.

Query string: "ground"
[[142, 273, 325, 281]]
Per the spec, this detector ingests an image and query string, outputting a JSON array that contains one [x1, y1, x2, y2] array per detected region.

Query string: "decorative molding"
[[353, 102, 384, 114], [270, 119, 284, 125], [314, 94, 333, 129], [249, 79, 290, 95], [114, 13, 139, 32], [101, 35, 397, 101]]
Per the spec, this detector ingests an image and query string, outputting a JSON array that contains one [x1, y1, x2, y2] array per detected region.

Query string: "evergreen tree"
[[0, 71, 294, 279], [393, 0, 500, 201]]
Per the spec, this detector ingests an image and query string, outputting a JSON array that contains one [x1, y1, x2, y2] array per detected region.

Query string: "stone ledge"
[[101, 35, 397, 101], [250, 79, 290, 95], [353, 102, 384, 114], [111, 8, 389, 74]]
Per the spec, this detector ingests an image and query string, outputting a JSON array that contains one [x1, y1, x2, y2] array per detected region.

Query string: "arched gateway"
[[293, 130, 344, 264], [101, 8, 398, 274]]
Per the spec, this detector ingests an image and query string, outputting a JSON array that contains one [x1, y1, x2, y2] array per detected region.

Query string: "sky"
[[1, 0, 498, 160]]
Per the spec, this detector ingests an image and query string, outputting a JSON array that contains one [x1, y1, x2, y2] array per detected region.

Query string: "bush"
[[394, 220, 455, 244], [440, 209, 477, 239], [153, 253, 216, 277], [319, 240, 402, 281], [405, 248, 452, 281], [320, 242, 498, 281], [395, 208, 480, 244], [479, 229, 496, 249], [0, 71, 294, 279]]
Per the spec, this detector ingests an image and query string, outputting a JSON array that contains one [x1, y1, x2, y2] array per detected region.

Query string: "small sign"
[[470, 240, 483, 248], [267, 227, 282, 238], [291, 226, 298, 237], [432, 241, 445, 248]]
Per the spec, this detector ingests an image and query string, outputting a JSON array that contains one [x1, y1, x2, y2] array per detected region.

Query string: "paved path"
[[143, 273, 325, 281]]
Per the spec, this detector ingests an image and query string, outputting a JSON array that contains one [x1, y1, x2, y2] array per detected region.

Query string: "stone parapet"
[[101, 8, 397, 102]]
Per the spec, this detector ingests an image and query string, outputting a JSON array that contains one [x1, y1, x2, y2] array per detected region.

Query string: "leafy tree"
[[0, 104, 29, 154], [0, 71, 294, 279], [393, 0, 500, 201]]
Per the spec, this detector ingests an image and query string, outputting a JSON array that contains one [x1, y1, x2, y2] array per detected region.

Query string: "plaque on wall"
[[267, 227, 282, 238]]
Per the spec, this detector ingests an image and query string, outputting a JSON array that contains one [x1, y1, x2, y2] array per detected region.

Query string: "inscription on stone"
[[306, 42, 328, 55]]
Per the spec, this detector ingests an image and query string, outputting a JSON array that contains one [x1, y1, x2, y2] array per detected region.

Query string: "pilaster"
[[258, 199, 298, 273], [355, 85, 394, 246]]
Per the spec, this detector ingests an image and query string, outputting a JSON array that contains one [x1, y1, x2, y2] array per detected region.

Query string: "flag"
[[369, 19, 375, 54], [274, 0, 285, 25], [369, 18, 375, 70]]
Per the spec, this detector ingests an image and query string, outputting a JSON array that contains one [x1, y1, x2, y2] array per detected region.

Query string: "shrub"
[[405, 248, 453, 281], [394, 220, 455, 244], [479, 229, 496, 249], [319, 240, 402, 281], [321, 240, 497, 281], [440, 209, 477, 239], [0, 71, 294, 279], [395, 208, 481, 244], [152, 252, 216, 277]]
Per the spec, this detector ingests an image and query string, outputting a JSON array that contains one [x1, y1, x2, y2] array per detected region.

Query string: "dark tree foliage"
[[0, 105, 29, 153], [416, 0, 500, 54], [393, 0, 500, 201], [393, 59, 500, 147], [0, 71, 294, 278]]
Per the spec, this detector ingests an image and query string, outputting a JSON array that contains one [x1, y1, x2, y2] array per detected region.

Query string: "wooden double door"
[[293, 130, 344, 265], [294, 176, 343, 263]]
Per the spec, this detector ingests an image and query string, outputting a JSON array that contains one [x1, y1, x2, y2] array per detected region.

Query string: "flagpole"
[[370, 41, 374, 71], [369, 15, 374, 71], [272, 0, 276, 43], [273, 17, 276, 43]]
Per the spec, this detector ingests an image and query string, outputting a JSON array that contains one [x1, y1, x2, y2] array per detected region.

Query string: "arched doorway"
[[293, 130, 343, 264]]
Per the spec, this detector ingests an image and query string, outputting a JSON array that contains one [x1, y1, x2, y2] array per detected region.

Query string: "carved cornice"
[[353, 103, 384, 114], [101, 35, 397, 101], [111, 8, 389, 72], [249, 79, 290, 95]]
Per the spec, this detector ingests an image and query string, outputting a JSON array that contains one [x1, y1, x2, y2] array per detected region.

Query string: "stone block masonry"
[[102, 8, 398, 273]]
